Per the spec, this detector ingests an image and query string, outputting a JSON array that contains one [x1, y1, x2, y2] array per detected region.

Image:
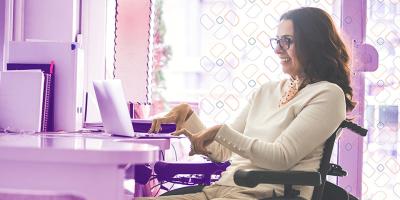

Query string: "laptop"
[[93, 79, 182, 138]]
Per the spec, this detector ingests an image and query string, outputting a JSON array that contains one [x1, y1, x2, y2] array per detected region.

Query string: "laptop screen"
[[93, 80, 135, 137]]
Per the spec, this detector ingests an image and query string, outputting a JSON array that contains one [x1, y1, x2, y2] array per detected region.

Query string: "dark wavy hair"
[[281, 7, 356, 112]]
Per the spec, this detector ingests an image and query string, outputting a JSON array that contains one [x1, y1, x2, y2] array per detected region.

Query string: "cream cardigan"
[[183, 80, 346, 199]]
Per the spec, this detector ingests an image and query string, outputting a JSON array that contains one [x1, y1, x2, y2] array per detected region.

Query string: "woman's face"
[[274, 20, 302, 78]]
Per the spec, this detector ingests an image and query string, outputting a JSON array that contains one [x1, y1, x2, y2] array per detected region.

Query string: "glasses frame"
[[270, 36, 294, 50]]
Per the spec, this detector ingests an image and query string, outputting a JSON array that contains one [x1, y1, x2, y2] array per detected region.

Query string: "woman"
[[143, 7, 356, 200]]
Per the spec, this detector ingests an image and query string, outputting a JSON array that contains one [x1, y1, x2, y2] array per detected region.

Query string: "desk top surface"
[[46, 131, 173, 150], [0, 133, 161, 164]]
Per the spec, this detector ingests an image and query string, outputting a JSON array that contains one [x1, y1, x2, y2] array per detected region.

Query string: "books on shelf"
[[6, 63, 55, 132], [0, 70, 45, 132]]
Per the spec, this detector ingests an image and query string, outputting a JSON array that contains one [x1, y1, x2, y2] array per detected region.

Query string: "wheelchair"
[[153, 120, 367, 200]]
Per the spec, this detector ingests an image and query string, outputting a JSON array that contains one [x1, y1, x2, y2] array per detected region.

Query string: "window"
[[160, 0, 340, 125]]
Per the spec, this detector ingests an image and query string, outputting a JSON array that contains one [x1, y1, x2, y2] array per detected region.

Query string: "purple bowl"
[[132, 119, 176, 133]]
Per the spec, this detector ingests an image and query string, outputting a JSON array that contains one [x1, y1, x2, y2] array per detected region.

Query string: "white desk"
[[0, 133, 160, 200], [38, 131, 171, 152]]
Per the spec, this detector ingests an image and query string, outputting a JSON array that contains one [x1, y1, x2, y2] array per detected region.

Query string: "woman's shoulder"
[[246, 81, 282, 101], [307, 81, 343, 92], [304, 81, 345, 100], [259, 80, 283, 91]]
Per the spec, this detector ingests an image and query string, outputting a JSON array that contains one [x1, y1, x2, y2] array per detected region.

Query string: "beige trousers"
[[135, 184, 274, 200]]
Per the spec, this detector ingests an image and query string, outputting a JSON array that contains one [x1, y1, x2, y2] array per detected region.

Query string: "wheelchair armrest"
[[234, 169, 322, 188], [327, 163, 347, 177], [154, 161, 230, 178]]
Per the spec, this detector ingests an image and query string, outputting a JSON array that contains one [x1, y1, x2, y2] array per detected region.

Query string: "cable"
[[171, 143, 178, 161], [168, 182, 175, 192], [151, 180, 165, 197], [154, 185, 162, 197], [150, 181, 164, 190], [160, 150, 165, 160]]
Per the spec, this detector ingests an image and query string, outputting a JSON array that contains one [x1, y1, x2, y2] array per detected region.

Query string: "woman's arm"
[[183, 112, 232, 162], [182, 89, 257, 161], [214, 85, 346, 170]]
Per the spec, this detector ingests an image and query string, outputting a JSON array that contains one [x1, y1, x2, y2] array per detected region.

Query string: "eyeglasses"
[[270, 36, 294, 50]]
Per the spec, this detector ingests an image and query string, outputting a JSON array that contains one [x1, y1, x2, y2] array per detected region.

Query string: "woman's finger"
[[153, 119, 163, 133], [149, 114, 177, 133], [150, 117, 165, 133], [171, 129, 193, 140], [148, 119, 158, 133]]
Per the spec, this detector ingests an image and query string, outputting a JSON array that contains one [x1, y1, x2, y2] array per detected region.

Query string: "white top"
[[184, 80, 346, 199]]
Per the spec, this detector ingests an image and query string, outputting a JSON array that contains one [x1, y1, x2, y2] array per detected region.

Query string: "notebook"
[[7, 63, 55, 132], [93, 79, 182, 138], [0, 70, 44, 132]]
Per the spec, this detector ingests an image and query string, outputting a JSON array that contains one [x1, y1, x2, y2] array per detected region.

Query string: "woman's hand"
[[149, 103, 193, 133], [172, 125, 222, 156]]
